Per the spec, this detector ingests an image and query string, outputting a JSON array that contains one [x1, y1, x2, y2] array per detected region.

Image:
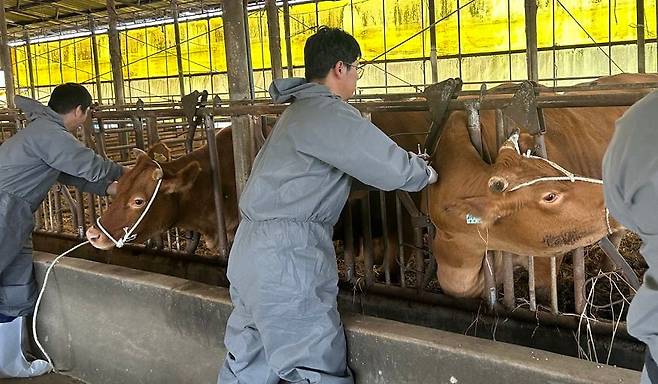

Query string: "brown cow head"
[[444, 133, 615, 258], [86, 148, 201, 250]]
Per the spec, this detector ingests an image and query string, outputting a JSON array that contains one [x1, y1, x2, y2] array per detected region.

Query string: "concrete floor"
[[4, 373, 86, 384]]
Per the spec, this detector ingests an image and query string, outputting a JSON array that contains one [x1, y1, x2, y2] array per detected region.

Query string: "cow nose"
[[86, 227, 102, 242]]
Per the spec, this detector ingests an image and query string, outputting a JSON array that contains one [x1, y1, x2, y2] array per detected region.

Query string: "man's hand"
[[106, 181, 119, 196]]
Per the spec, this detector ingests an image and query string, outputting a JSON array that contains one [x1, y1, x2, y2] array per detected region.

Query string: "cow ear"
[[161, 161, 202, 194], [147, 142, 172, 162], [133, 148, 148, 159]]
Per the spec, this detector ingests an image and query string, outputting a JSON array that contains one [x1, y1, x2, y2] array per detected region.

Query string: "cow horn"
[[132, 148, 148, 158], [488, 176, 509, 193], [499, 129, 520, 154]]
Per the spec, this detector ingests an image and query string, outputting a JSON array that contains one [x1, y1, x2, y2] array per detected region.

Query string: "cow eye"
[[543, 192, 558, 203], [134, 198, 145, 206]]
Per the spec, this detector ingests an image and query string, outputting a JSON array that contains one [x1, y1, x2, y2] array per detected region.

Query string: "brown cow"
[[86, 127, 239, 251], [372, 73, 657, 298]]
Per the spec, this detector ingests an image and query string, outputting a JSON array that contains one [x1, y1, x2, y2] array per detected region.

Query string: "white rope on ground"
[[32, 241, 90, 373]]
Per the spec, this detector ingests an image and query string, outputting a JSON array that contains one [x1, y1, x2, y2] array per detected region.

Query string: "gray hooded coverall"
[[0, 96, 122, 319], [603, 90, 658, 383], [218, 78, 432, 383]]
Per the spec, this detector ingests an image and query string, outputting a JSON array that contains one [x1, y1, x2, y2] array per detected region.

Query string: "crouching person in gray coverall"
[[603, 90, 658, 383], [218, 27, 438, 384], [0, 83, 124, 378]]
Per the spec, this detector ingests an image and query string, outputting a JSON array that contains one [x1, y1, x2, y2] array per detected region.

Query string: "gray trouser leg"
[[218, 286, 280, 384], [253, 279, 354, 384], [0, 236, 37, 318]]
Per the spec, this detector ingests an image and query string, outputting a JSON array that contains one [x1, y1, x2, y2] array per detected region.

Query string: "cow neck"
[[435, 113, 491, 188]]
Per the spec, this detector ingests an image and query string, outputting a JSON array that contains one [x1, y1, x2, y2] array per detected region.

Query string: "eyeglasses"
[[344, 62, 365, 79]]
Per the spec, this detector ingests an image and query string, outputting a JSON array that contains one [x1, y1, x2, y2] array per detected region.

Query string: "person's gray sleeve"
[[292, 105, 430, 192], [29, 127, 123, 183], [56, 173, 113, 196]]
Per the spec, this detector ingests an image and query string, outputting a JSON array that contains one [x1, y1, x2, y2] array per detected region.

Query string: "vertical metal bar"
[[12, 42, 19, 96], [550, 256, 559, 313], [414, 222, 424, 293], [551, 0, 557, 87], [53, 187, 62, 233], [380, 191, 391, 285], [396, 194, 406, 288], [174, 227, 181, 251], [24, 28, 36, 99], [496, 109, 515, 309], [107, 0, 125, 106], [223, 0, 254, 199], [524, 0, 539, 82], [283, 0, 294, 77], [456, 0, 463, 78], [344, 202, 356, 283], [382, 0, 388, 92], [428, 0, 438, 83], [528, 255, 537, 311], [90, 15, 104, 104], [507, 0, 512, 80], [573, 247, 585, 313], [266, 0, 284, 80], [47, 191, 54, 231], [107, 0, 128, 161], [74, 189, 86, 238], [503, 252, 514, 309], [146, 116, 160, 146], [202, 110, 229, 260], [0, 4, 16, 109], [637, 0, 646, 73], [609, 0, 613, 75], [361, 194, 375, 286], [172, 0, 186, 97]]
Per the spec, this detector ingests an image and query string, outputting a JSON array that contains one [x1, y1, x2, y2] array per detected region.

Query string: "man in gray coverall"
[[218, 27, 438, 383], [603, 91, 658, 383], [0, 83, 124, 378]]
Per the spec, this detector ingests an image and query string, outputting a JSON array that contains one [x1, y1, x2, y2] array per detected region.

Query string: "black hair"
[[304, 26, 361, 82], [48, 83, 93, 114]]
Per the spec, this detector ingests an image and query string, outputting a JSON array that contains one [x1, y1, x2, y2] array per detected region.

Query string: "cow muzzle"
[[86, 227, 116, 250]]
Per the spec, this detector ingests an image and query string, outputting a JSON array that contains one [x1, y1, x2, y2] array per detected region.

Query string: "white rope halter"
[[508, 152, 603, 192], [507, 151, 613, 235], [96, 160, 163, 248]]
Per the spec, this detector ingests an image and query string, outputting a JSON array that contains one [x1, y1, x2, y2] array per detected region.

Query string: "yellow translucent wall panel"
[[250, 10, 270, 71], [184, 20, 212, 74], [434, 0, 459, 55], [352, 0, 384, 60], [537, 0, 638, 48], [9, 0, 654, 97], [209, 18, 227, 72], [317, 1, 347, 29], [12, 46, 28, 88], [383, 0, 424, 60], [144, 26, 171, 78], [289, 3, 319, 65], [126, 29, 148, 79]]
